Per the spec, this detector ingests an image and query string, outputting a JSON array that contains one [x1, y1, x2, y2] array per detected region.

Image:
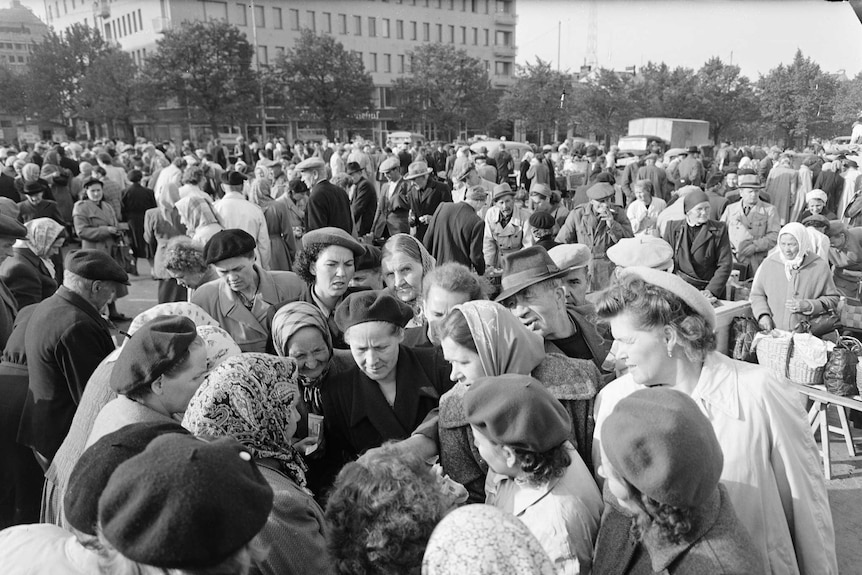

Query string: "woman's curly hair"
[[292, 242, 328, 285], [512, 443, 572, 487], [595, 274, 716, 362], [163, 236, 208, 275], [324, 444, 451, 575]]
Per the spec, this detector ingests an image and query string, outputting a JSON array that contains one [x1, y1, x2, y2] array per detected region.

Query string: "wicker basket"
[[756, 334, 825, 385]]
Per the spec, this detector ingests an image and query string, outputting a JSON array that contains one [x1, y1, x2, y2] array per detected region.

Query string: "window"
[[449, 0, 454, 9], [410, 21, 417, 40], [484, 60, 490, 73], [254, 5, 264, 26], [138, 10, 143, 30], [275, 46, 285, 59], [307, 11, 315, 31], [448, 25, 454, 43], [273, 7, 282, 29], [370, 52, 378, 72], [379, 86, 396, 108], [353, 15, 361, 35], [496, 30, 512, 46], [338, 14, 347, 34], [123, 17, 128, 37], [236, 3, 246, 26], [484, 29, 489, 46], [396, 20, 403, 39], [495, 61, 512, 76], [484, 0, 490, 13], [460, 26, 466, 44], [436, 24, 442, 42], [384, 54, 391, 73], [472, 27, 477, 44], [398, 54, 405, 73], [289, 9, 299, 30], [368, 17, 376, 37], [382, 18, 390, 38], [461, 0, 466, 10], [496, 0, 512, 13], [323, 12, 331, 33], [422, 22, 429, 41], [257, 45, 268, 66]]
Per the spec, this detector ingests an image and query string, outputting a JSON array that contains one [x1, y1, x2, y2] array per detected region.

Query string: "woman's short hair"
[[616, 477, 694, 546], [128, 169, 143, 183], [331, 173, 352, 191], [324, 444, 451, 575], [437, 308, 477, 353], [595, 274, 716, 361], [163, 237, 208, 275], [422, 263, 486, 302], [293, 242, 327, 285], [512, 443, 571, 487]]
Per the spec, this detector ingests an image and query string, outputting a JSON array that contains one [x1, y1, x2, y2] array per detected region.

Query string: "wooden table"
[[791, 382, 861, 480], [714, 299, 753, 356]]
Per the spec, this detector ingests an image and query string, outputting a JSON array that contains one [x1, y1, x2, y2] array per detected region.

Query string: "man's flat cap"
[[66, 249, 130, 285]]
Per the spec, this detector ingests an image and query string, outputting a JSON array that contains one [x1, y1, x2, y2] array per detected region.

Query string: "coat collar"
[[691, 352, 741, 420], [14, 247, 50, 276], [56, 286, 111, 330], [509, 474, 562, 516], [217, 266, 280, 336]]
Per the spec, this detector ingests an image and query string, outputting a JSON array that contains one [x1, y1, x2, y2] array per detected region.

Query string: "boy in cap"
[[465, 374, 603, 575]]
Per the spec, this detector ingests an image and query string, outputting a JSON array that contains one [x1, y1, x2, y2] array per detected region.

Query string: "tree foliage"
[[394, 44, 495, 140], [274, 29, 374, 139], [833, 72, 862, 127], [692, 57, 758, 143], [635, 62, 700, 119], [144, 19, 258, 135], [498, 58, 569, 144], [569, 69, 640, 144], [0, 66, 27, 117]]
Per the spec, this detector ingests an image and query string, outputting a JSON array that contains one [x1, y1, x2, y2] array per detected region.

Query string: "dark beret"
[[204, 229, 256, 265], [99, 434, 274, 569], [22, 180, 48, 195], [683, 189, 710, 213], [335, 290, 414, 332], [301, 226, 366, 257], [528, 210, 556, 229], [0, 213, 26, 239], [66, 249, 130, 285], [602, 387, 723, 508], [802, 214, 830, 228], [464, 374, 571, 453], [355, 244, 382, 271], [65, 421, 189, 535], [82, 177, 103, 188], [222, 170, 247, 186], [111, 316, 198, 394]]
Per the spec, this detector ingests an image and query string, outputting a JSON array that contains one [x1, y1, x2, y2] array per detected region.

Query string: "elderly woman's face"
[[383, 253, 423, 304], [424, 286, 472, 345], [313, 245, 355, 300], [779, 234, 800, 260], [213, 255, 256, 294], [346, 321, 402, 383], [807, 199, 825, 214], [286, 326, 331, 381], [441, 337, 485, 386], [169, 268, 206, 290], [609, 311, 673, 387]]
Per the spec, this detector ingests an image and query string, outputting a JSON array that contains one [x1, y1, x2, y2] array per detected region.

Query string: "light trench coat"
[[593, 351, 837, 575]]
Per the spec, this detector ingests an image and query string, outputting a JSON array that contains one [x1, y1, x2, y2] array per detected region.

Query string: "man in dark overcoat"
[[298, 157, 352, 234], [405, 161, 452, 243], [347, 162, 377, 238]]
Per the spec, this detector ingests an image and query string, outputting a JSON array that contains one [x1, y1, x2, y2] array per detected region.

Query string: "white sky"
[[516, 0, 862, 79]]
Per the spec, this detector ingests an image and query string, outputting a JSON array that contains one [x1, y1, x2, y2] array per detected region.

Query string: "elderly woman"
[[434, 300, 600, 502], [796, 189, 836, 222], [293, 227, 367, 349], [592, 266, 837, 574], [183, 353, 332, 575], [325, 444, 459, 575], [175, 194, 223, 247], [750, 222, 840, 332], [249, 175, 296, 271], [0, 217, 64, 308], [419, 262, 486, 347], [826, 221, 862, 300], [321, 291, 451, 472], [381, 233, 436, 341], [163, 235, 218, 297]]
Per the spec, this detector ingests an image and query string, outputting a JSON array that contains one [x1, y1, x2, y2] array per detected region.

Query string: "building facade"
[[42, 0, 518, 145]]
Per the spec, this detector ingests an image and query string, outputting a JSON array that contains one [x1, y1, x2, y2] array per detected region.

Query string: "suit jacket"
[[304, 180, 353, 235], [664, 219, 733, 298], [0, 248, 58, 309], [17, 287, 115, 460], [321, 345, 452, 467], [372, 178, 410, 239], [424, 202, 485, 275], [407, 180, 452, 242], [350, 176, 377, 237]]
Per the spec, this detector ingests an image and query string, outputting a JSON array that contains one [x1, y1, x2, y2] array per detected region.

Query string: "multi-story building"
[[41, 0, 518, 144]]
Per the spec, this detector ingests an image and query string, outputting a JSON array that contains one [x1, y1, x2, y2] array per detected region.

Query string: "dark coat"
[[305, 180, 352, 234], [121, 182, 157, 259], [592, 486, 764, 575], [544, 304, 611, 370], [664, 219, 733, 299], [17, 287, 115, 460], [16, 199, 64, 225], [0, 279, 17, 351], [372, 178, 411, 239], [350, 176, 377, 237], [0, 248, 58, 309], [320, 345, 452, 467], [423, 202, 485, 275], [408, 180, 452, 242], [0, 172, 18, 202], [814, 170, 844, 215]]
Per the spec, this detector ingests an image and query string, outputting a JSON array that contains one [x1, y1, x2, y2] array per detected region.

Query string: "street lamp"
[[249, 0, 267, 142]]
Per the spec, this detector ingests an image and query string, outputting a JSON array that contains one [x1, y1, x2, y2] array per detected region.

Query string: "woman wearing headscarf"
[[381, 233, 436, 345], [183, 353, 333, 575], [750, 222, 840, 332], [434, 300, 600, 502], [15, 163, 52, 202], [249, 175, 296, 271], [144, 193, 190, 304], [422, 504, 555, 575], [0, 218, 64, 308], [174, 194, 223, 247], [796, 189, 837, 222]]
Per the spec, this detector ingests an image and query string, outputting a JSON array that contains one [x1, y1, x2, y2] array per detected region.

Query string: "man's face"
[[0, 236, 15, 262], [725, 173, 738, 188], [213, 255, 256, 294], [349, 268, 383, 291], [634, 186, 651, 203], [590, 197, 612, 214], [424, 286, 472, 345], [299, 169, 316, 188], [740, 188, 758, 207], [410, 174, 428, 190], [26, 191, 43, 205], [495, 196, 513, 215], [503, 283, 564, 338], [384, 167, 401, 183], [830, 233, 846, 249], [561, 268, 589, 307]]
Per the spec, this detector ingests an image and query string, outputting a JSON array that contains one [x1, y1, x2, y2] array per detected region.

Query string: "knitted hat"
[[335, 290, 414, 331]]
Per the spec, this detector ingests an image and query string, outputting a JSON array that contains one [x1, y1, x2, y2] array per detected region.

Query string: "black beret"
[[66, 249, 130, 285], [334, 290, 414, 331], [464, 374, 571, 453], [203, 229, 256, 265], [301, 226, 366, 257], [65, 421, 189, 535], [0, 213, 26, 239], [222, 170, 247, 186], [110, 316, 198, 394], [82, 177, 103, 188], [355, 244, 382, 271], [99, 434, 274, 569], [528, 210, 555, 229], [22, 180, 48, 195]]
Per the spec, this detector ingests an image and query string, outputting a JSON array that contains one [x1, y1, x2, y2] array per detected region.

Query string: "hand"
[[419, 215, 431, 224], [737, 244, 756, 259], [758, 315, 775, 332], [291, 437, 318, 455], [106, 226, 118, 235], [785, 299, 813, 314], [701, 289, 717, 303]]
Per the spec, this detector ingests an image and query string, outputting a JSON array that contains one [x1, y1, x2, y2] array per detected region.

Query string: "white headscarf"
[[778, 222, 812, 280]]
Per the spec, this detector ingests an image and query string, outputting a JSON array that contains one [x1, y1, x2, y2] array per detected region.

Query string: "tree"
[[274, 29, 374, 139], [693, 57, 758, 144], [498, 58, 570, 144], [0, 66, 27, 118], [636, 62, 699, 119], [833, 72, 862, 133], [394, 44, 495, 141], [144, 20, 258, 137], [570, 69, 640, 145]]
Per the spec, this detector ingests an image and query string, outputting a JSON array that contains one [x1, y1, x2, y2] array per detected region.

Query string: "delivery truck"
[[617, 118, 711, 155]]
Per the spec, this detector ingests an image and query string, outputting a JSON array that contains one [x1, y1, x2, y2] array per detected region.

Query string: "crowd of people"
[[0, 132, 854, 574]]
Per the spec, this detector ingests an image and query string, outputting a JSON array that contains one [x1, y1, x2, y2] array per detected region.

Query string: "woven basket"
[[857, 362, 862, 395], [756, 334, 824, 385]]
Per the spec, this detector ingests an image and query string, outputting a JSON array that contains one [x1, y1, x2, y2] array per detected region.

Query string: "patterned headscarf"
[[272, 302, 333, 412], [778, 222, 813, 280], [175, 195, 221, 234], [421, 504, 554, 575], [21, 163, 40, 183], [247, 177, 273, 207], [182, 353, 308, 489], [127, 302, 218, 337], [21, 217, 65, 258], [454, 300, 545, 378], [195, 325, 242, 371]]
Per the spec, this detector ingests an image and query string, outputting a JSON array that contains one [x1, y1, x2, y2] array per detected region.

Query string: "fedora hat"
[[495, 246, 569, 302], [492, 183, 515, 202], [737, 174, 763, 189], [403, 160, 433, 180]]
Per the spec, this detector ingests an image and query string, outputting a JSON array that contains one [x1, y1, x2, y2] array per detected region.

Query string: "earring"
[[667, 347, 673, 358]]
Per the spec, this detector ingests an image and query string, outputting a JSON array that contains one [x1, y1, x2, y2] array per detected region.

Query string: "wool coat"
[[424, 202, 485, 275], [555, 204, 633, 291], [0, 248, 58, 309], [407, 179, 452, 242], [72, 199, 118, 252], [372, 178, 411, 239], [663, 220, 733, 298], [350, 175, 377, 237], [720, 200, 780, 275], [305, 179, 353, 235], [214, 191, 272, 270]]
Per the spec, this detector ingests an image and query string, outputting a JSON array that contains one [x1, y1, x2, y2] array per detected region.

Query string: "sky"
[[516, 0, 862, 80]]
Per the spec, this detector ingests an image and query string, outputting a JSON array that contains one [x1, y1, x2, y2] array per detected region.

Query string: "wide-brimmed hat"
[[495, 246, 568, 302], [346, 161, 363, 175], [403, 161, 433, 180]]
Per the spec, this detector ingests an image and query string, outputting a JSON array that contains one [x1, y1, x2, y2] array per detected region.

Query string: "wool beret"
[[222, 170, 247, 186], [66, 249, 130, 285], [548, 243, 591, 271], [301, 226, 366, 257], [528, 210, 555, 230], [620, 266, 716, 329], [99, 434, 274, 569], [335, 290, 414, 331], [204, 229, 256, 265], [802, 214, 829, 229], [346, 161, 363, 174], [65, 421, 189, 535], [602, 387, 723, 509], [587, 182, 615, 201], [355, 243, 382, 271], [378, 157, 400, 173], [529, 183, 551, 198], [22, 180, 48, 195], [110, 316, 198, 394], [607, 236, 674, 271], [683, 189, 710, 213], [492, 183, 515, 202], [0, 213, 26, 239], [296, 157, 326, 171], [464, 374, 571, 453]]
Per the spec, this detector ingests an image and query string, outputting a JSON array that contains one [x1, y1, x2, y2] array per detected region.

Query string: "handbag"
[[824, 336, 862, 397], [730, 316, 760, 362], [795, 308, 840, 338], [111, 234, 137, 276]]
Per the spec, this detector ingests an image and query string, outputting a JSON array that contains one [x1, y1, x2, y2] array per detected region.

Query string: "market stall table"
[[792, 382, 861, 480]]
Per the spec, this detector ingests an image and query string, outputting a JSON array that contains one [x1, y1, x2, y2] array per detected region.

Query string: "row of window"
[[2, 54, 27, 63], [104, 9, 143, 40], [0, 42, 32, 52]]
